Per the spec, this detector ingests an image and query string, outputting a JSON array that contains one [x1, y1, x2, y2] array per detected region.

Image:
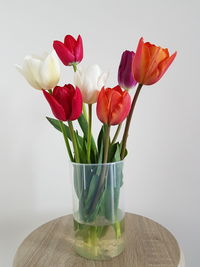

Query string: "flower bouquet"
[[16, 35, 176, 260]]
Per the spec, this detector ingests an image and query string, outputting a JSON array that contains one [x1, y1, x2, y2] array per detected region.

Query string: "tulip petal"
[[122, 51, 137, 88], [133, 37, 177, 85], [108, 89, 122, 124], [145, 51, 177, 85], [18, 56, 43, 89], [87, 90, 100, 104], [43, 90, 66, 121], [109, 89, 131, 125], [118, 50, 136, 89], [97, 86, 131, 125], [64, 35, 77, 53], [112, 85, 123, 94], [86, 65, 101, 85], [53, 40, 75, 66], [118, 92, 131, 122], [74, 64, 108, 104], [39, 50, 60, 90], [53, 85, 72, 119], [83, 66, 99, 91], [98, 71, 109, 89], [143, 45, 169, 83], [74, 66, 83, 86], [15, 64, 40, 90], [157, 51, 177, 79], [25, 56, 42, 84], [133, 37, 150, 84], [97, 88, 109, 124], [75, 35, 83, 62], [68, 87, 83, 120]]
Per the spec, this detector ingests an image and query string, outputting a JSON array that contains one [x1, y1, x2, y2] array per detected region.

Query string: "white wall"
[[0, 0, 199, 266]]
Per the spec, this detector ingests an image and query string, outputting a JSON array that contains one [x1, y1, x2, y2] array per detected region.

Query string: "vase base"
[[74, 241, 124, 260], [73, 217, 125, 260]]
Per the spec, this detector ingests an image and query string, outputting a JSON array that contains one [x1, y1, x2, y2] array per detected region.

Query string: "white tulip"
[[16, 50, 60, 90], [74, 64, 109, 104]]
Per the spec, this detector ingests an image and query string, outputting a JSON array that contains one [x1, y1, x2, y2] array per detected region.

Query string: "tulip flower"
[[43, 84, 82, 121], [53, 35, 83, 66], [97, 86, 131, 126], [132, 37, 177, 85], [74, 64, 109, 104], [16, 50, 60, 90], [118, 50, 137, 89]]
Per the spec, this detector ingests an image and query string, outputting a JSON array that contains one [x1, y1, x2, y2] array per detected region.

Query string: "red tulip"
[[53, 35, 83, 66], [96, 86, 131, 125], [43, 84, 82, 121], [132, 37, 177, 85]]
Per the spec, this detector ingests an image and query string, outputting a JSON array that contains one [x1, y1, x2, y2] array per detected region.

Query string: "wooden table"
[[13, 213, 185, 267]]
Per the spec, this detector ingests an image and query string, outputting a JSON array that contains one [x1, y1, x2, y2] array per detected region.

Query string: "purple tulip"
[[118, 50, 137, 89]]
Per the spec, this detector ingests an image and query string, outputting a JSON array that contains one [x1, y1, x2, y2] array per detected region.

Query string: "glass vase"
[[70, 161, 125, 260]]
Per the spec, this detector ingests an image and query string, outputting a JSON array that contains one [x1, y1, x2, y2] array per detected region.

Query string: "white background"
[[0, 0, 199, 266]]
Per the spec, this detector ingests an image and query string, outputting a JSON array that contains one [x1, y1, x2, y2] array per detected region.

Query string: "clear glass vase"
[[70, 161, 125, 260]]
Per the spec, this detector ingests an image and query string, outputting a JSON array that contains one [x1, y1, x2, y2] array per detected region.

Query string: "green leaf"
[[119, 141, 128, 160], [46, 117, 84, 147], [86, 189, 106, 222], [113, 143, 121, 162], [74, 131, 86, 163], [78, 114, 97, 158], [78, 114, 88, 136], [107, 142, 121, 162], [85, 174, 99, 208], [46, 116, 70, 137], [75, 130, 83, 147], [73, 164, 83, 200], [108, 143, 117, 162], [97, 125, 104, 153], [98, 143, 104, 165], [104, 160, 124, 221], [47, 115, 98, 163]]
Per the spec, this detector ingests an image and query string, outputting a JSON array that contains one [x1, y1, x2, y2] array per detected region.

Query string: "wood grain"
[[13, 213, 183, 267]]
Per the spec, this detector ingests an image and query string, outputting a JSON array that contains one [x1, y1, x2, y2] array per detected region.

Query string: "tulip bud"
[[96, 86, 131, 126], [16, 50, 60, 90], [43, 84, 82, 121], [53, 35, 83, 66], [118, 50, 137, 89], [132, 37, 177, 85], [74, 64, 109, 104]]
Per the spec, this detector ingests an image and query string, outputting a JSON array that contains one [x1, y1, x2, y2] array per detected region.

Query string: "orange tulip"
[[132, 37, 177, 85], [96, 86, 131, 126]]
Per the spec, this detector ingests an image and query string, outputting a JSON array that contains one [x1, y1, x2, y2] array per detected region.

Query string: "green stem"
[[59, 120, 73, 161], [48, 89, 53, 94], [111, 123, 122, 145], [90, 227, 98, 256], [103, 124, 111, 163], [77, 114, 98, 159], [120, 83, 143, 159], [88, 124, 110, 215], [68, 121, 80, 163], [72, 63, 77, 72], [83, 103, 88, 121], [87, 104, 92, 163], [114, 221, 121, 239]]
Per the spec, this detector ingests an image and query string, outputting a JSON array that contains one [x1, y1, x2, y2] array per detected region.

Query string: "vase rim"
[[70, 160, 124, 166]]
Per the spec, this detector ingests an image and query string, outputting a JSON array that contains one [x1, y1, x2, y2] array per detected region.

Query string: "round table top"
[[13, 213, 184, 267]]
